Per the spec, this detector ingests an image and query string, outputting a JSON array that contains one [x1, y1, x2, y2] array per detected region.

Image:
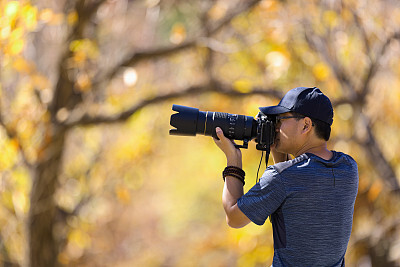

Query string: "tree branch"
[[95, 40, 197, 86], [358, 30, 400, 103], [61, 82, 282, 127], [67, 0, 108, 42], [355, 114, 400, 193], [351, 9, 371, 56], [93, 0, 263, 85], [349, 5, 400, 104], [208, 0, 262, 33], [65, 0, 265, 126], [303, 26, 356, 98], [50, 0, 108, 116]]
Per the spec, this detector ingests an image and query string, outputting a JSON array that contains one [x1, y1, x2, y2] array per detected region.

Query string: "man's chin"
[[272, 139, 279, 148], [273, 142, 286, 154]]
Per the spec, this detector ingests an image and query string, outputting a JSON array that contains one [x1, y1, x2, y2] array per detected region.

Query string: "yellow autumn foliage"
[[0, 0, 400, 266]]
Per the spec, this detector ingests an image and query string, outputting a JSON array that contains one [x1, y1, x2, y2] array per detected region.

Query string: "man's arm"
[[214, 127, 251, 228]]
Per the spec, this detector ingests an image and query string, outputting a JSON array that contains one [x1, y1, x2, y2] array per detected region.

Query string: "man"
[[214, 87, 358, 266]]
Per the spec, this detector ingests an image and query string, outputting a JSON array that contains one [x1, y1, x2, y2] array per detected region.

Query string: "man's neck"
[[294, 143, 333, 160]]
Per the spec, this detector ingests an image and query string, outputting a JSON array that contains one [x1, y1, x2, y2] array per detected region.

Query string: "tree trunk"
[[28, 126, 66, 267]]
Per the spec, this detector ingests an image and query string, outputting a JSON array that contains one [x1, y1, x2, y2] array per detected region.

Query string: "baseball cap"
[[259, 87, 333, 125]]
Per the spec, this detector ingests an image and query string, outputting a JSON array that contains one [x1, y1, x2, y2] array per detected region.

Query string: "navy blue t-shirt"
[[237, 152, 358, 267]]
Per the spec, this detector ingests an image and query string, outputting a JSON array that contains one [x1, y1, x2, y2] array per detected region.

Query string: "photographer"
[[214, 87, 358, 266]]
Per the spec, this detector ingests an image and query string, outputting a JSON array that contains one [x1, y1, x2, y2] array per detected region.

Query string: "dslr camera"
[[169, 105, 276, 152]]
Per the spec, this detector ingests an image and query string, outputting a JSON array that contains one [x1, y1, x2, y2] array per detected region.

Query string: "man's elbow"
[[223, 203, 250, 228], [226, 216, 248, 229]]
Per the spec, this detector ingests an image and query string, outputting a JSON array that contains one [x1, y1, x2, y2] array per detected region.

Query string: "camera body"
[[254, 113, 275, 151], [169, 105, 275, 152]]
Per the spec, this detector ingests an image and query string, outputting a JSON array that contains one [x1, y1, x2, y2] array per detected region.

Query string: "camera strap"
[[256, 151, 264, 183], [255, 150, 270, 184]]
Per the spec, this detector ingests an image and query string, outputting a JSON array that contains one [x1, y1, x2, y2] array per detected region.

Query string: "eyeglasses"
[[276, 115, 305, 123]]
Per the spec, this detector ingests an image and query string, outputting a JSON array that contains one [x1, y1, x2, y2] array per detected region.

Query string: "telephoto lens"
[[169, 104, 275, 151], [170, 104, 257, 140]]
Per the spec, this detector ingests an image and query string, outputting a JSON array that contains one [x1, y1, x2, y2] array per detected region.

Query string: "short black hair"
[[310, 118, 331, 141], [292, 112, 331, 141]]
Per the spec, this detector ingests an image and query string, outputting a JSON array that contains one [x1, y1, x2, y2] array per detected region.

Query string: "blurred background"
[[1, 0, 400, 266]]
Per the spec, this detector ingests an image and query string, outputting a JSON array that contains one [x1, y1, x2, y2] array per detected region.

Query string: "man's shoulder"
[[336, 151, 357, 165], [272, 154, 310, 174]]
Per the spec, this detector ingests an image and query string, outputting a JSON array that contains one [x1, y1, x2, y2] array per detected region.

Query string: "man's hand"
[[213, 127, 242, 167]]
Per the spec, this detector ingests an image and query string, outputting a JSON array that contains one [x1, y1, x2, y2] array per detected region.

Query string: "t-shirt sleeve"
[[237, 167, 286, 225]]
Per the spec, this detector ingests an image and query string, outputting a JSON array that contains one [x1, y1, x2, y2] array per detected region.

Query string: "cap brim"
[[259, 105, 290, 115]]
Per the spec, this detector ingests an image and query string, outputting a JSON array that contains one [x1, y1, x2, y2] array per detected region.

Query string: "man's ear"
[[302, 117, 313, 134]]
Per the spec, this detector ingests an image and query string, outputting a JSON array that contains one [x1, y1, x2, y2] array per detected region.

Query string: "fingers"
[[214, 127, 227, 144], [214, 127, 242, 166], [214, 127, 228, 144], [215, 127, 224, 139], [215, 128, 238, 147], [214, 127, 235, 148]]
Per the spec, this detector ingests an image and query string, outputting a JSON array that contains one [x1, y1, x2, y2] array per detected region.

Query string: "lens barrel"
[[169, 105, 199, 136], [170, 105, 257, 141]]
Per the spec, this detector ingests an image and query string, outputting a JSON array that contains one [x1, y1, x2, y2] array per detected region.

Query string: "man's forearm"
[[214, 128, 250, 228], [222, 176, 244, 212], [222, 176, 249, 228], [222, 157, 243, 216], [221, 158, 250, 228]]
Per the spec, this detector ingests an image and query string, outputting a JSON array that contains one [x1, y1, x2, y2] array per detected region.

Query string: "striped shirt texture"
[[237, 151, 359, 267]]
